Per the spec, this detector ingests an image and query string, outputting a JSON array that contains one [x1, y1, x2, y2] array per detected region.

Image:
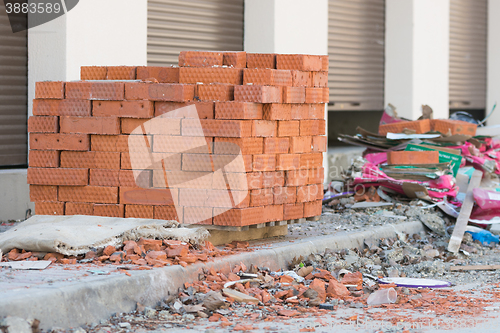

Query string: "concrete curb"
[[0, 221, 424, 330]]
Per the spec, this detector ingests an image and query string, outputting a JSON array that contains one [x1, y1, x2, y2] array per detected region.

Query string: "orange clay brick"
[[309, 104, 325, 119], [282, 87, 306, 104], [183, 119, 252, 137], [59, 186, 118, 204], [29, 185, 57, 202], [90, 135, 152, 152], [291, 104, 309, 120], [183, 207, 213, 225], [60, 151, 121, 169], [234, 85, 282, 103], [276, 54, 323, 71], [65, 82, 124, 100], [153, 135, 212, 154], [65, 202, 93, 216], [311, 71, 328, 87], [179, 51, 223, 67], [92, 100, 154, 118], [300, 120, 326, 136], [94, 204, 124, 218], [179, 67, 243, 85], [246, 53, 276, 69], [35, 202, 64, 215], [273, 186, 297, 205], [60, 117, 120, 135], [283, 203, 304, 220], [290, 136, 312, 153], [178, 188, 250, 209], [119, 170, 152, 188], [106, 66, 137, 80], [250, 188, 274, 207], [253, 154, 276, 171], [27, 168, 88, 186], [35, 81, 65, 99], [120, 152, 181, 171], [154, 206, 181, 222], [28, 116, 59, 133], [136, 66, 180, 83], [32, 99, 91, 117], [263, 137, 289, 154], [276, 154, 301, 171], [297, 184, 323, 202], [81, 66, 107, 80], [308, 168, 325, 185], [378, 119, 431, 135], [320, 55, 329, 71], [223, 51, 247, 68], [431, 119, 477, 136], [387, 151, 439, 165], [263, 104, 291, 120], [215, 102, 263, 119], [125, 204, 154, 219], [89, 169, 120, 187], [196, 84, 234, 101], [305, 87, 329, 103], [247, 172, 264, 190], [125, 82, 195, 102], [119, 187, 178, 206], [213, 207, 264, 226], [252, 120, 276, 137], [121, 118, 148, 134], [304, 200, 322, 218], [312, 136, 327, 152], [155, 101, 214, 119], [263, 204, 284, 223], [28, 151, 60, 168], [181, 154, 213, 172], [262, 171, 285, 188], [291, 70, 311, 87], [277, 121, 300, 137], [300, 153, 323, 169], [285, 170, 309, 186], [243, 69, 292, 86], [214, 137, 263, 155]]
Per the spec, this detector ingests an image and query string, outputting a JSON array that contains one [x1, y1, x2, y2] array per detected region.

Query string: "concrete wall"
[[0, 170, 33, 221], [488, 0, 500, 126]]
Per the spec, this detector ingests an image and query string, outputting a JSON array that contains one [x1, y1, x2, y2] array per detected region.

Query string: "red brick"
[[214, 138, 263, 155], [276, 54, 323, 71], [250, 188, 273, 207], [300, 120, 326, 136], [291, 70, 311, 87], [234, 85, 282, 103], [65, 82, 125, 100], [94, 204, 124, 218], [181, 154, 213, 172], [285, 170, 308, 186], [431, 119, 477, 136], [30, 185, 57, 202], [81, 66, 107, 80], [304, 200, 322, 217], [253, 154, 276, 171], [28, 116, 59, 133], [215, 102, 263, 119], [290, 136, 312, 153], [121, 152, 180, 171], [263, 204, 284, 222], [183, 119, 252, 137], [93, 100, 154, 118], [125, 204, 154, 219], [179, 67, 243, 85], [106, 66, 137, 80], [154, 206, 181, 222], [136, 67, 180, 83], [213, 207, 263, 226], [277, 121, 300, 137], [91, 135, 151, 152], [29, 151, 60, 168], [153, 135, 212, 153], [155, 101, 214, 119], [35, 81, 65, 99], [283, 203, 304, 220], [312, 136, 327, 152], [125, 82, 194, 101], [308, 167, 325, 184], [282, 87, 306, 104], [276, 154, 300, 171], [183, 207, 213, 225], [60, 151, 121, 169], [27, 168, 88, 186], [121, 118, 148, 134], [32, 99, 91, 117], [263, 104, 291, 120], [297, 184, 323, 202], [35, 202, 64, 215], [179, 51, 223, 67], [90, 169, 120, 187], [59, 186, 118, 204], [119, 170, 152, 188], [300, 153, 323, 169], [378, 119, 431, 136], [305, 87, 329, 103], [273, 186, 297, 205], [262, 171, 285, 188], [387, 151, 439, 165], [196, 84, 234, 101], [246, 53, 276, 69], [179, 188, 249, 208], [263, 138, 289, 154], [243, 69, 292, 86], [223, 51, 247, 68], [120, 187, 178, 205], [60, 117, 120, 135], [291, 104, 309, 120], [309, 104, 325, 119], [65, 202, 93, 216], [320, 55, 329, 71], [252, 120, 276, 137], [311, 72, 328, 87]]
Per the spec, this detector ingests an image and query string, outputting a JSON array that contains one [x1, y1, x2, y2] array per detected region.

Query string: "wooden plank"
[[447, 169, 483, 253], [306, 216, 321, 222], [451, 265, 500, 272]]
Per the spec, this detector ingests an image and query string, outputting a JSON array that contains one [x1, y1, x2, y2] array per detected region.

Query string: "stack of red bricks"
[[27, 51, 328, 227]]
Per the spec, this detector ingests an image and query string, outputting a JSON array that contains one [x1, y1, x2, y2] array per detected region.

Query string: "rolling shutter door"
[[147, 0, 244, 67], [449, 0, 487, 110], [328, 0, 385, 111], [0, 3, 27, 166]]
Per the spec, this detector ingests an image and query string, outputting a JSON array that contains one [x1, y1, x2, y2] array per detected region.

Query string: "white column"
[[245, 0, 329, 183], [385, 0, 450, 120], [487, 0, 500, 126]]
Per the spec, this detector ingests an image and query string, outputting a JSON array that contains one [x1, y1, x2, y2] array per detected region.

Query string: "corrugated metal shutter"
[[0, 3, 27, 167], [449, 0, 487, 110], [328, 0, 385, 111], [147, 0, 244, 67]]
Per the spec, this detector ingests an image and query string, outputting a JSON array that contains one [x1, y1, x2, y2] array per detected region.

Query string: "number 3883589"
[[5, 2, 62, 14]]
